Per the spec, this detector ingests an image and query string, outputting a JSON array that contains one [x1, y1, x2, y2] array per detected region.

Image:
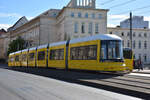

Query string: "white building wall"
[[40, 16, 57, 45], [58, 8, 108, 40]]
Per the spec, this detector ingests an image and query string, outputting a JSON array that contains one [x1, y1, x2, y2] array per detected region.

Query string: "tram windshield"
[[123, 48, 132, 59], [100, 40, 123, 62]]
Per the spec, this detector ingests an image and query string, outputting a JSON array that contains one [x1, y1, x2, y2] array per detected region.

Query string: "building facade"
[[120, 16, 149, 29], [107, 27, 150, 64], [7, 0, 108, 48], [0, 34, 9, 60]]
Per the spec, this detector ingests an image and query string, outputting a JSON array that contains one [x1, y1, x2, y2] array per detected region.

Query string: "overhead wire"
[[113, 4, 150, 15], [100, 0, 116, 5], [109, 0, 136, 9]]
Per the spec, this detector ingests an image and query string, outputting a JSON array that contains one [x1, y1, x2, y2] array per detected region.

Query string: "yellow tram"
[[28, 47, 36, 67], [8, 53, 15, 67], [8, 34, 129, 73], [14, 51, 22, 67], [21, 49, 28, 67]]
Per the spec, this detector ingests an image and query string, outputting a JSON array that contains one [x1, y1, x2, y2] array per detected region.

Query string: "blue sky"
[[1, 0, 150, 30]]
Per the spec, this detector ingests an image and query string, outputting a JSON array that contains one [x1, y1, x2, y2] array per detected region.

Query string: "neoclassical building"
[[7, 0, 108, 48]]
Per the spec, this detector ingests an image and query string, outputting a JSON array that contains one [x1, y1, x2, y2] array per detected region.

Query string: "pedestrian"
[[140, 60, 143, 70], [138, 59, 143, 71]]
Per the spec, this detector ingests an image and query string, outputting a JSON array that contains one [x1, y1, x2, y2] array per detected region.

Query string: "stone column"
[[73, 0, 77, 7], [92, 0, 96, 8], [88, 0, 91, 6], [85, 0, 87, 6], [79, 0, 81, 6], [82, 0, 84, 6]]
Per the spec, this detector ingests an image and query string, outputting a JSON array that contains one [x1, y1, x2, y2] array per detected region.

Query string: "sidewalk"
[[132, 69, 150, 74]]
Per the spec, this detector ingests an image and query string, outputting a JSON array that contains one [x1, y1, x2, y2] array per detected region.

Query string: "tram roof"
[[49, 41, 67, 47], [9, 52, 15, 55], [29, 47, 37, 51], [69, 34, 122, 44], [14, 50, 22, 54], [37, 44, 48, 49], [123, 48, 132, 50], [21, 48, 29, 52]]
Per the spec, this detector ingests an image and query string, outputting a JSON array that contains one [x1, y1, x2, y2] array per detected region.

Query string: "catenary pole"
[[130, 12, 132, 50]]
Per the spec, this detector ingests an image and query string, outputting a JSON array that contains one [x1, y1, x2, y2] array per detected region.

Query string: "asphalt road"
[[0, 68, 141, 100]]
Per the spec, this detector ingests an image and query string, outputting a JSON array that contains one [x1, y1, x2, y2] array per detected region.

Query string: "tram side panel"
[[14, 52, 21, 67], [28, 49, 36, 67], [68, 40, 101, 71], [21, 50, 28, 67], [36, 47, 47, 68], [8, 54, 15, 67], [48, 44, 66, 69]]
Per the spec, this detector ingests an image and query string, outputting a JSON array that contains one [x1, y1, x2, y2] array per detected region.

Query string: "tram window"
[[29, 53, 35, 61], [50, 49, 64, 60], [70, 45, 97, 60], [22, 54, 27, 61], [15, 55, 19, 61], [100, 40, 123, 61], [38, 51, 45, 60], [9, 57, 14, 62], [123, 50, 132, 59], [101, 43, 107, 60]]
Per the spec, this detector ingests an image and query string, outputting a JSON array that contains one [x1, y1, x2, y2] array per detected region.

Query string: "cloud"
[[27, 16, 34, 20], [0, 12, 35, 21], [0, 24, 12, 30], [144, 16, 150, 21], [0, 13, 22, 18], [108, 14, 129, 27], [107, 23, 116, 27], [109, 15, 128, 19]]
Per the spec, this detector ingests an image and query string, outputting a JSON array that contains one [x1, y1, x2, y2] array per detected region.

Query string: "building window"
[[139, 41, 141, 49], [144, 41, 147, 49], [78, 12, 82, 18], [133, 32, 136, 37], [134, 54, 136, 59], [127, 32, 130, 36], [74, 22, 78, 33], [144, 33, 147, 37], [88, 22, 93, 34], [139, 33, 142, 37], [133, 40, 136, 49], [98, 14, 102, 19], [53, 13, 57, 17], [127, 40, 130, 47], [121, 32, 124, 36], [110, 32, 112, 34], [144, 54, 147, 62], [92, 13, 95, 19], [81, 22, 85, 33], [95, 23, 99, 34], [71, 12, 75, 17], [139, 54, 141, 60], [85, 13, 88, 18]]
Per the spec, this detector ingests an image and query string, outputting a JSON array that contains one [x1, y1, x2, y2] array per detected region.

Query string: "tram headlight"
[[122, 63, 126, 67]]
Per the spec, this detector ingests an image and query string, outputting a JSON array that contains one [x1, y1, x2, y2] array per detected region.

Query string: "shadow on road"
[[2, 66, 150, 99]]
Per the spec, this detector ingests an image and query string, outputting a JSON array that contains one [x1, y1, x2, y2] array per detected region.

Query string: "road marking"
[[130, 73, 150, 77]]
